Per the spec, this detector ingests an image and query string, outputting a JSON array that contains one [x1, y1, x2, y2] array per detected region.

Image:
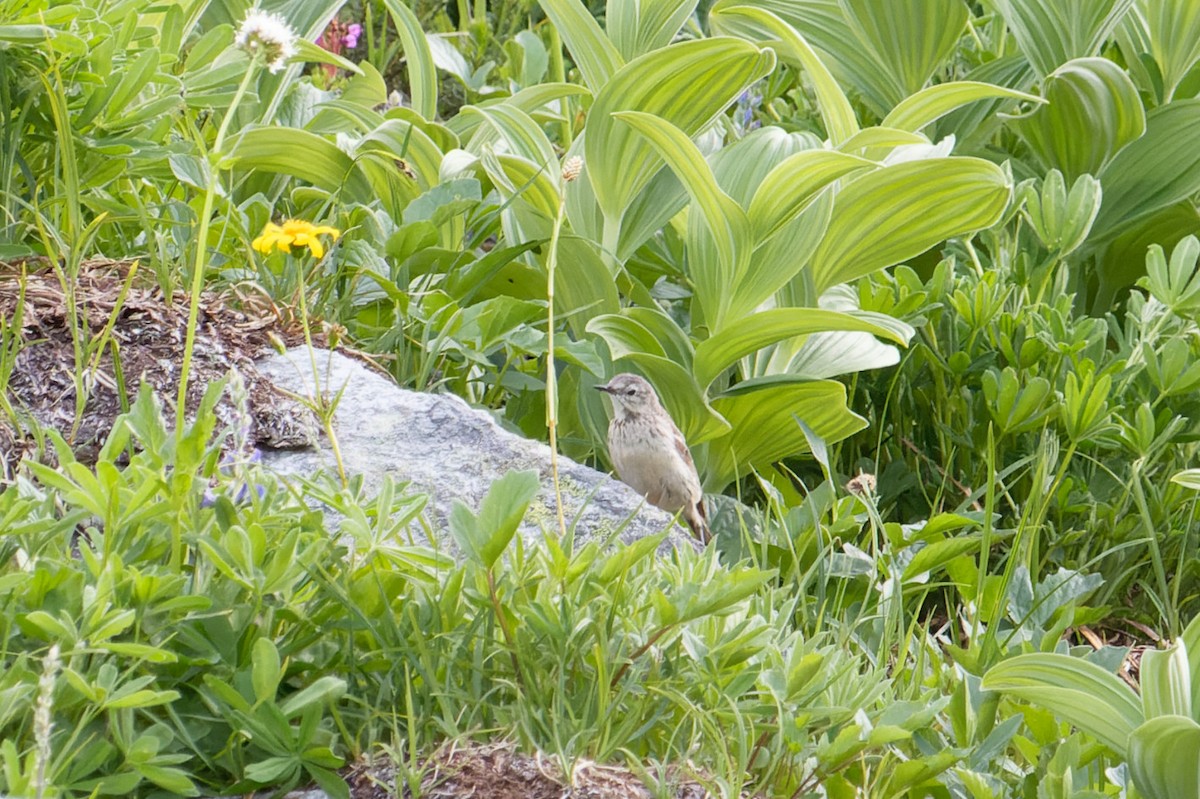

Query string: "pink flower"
[[343, 23, 361, 49]]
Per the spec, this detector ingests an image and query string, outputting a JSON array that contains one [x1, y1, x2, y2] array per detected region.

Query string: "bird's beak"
[[595, 383, 613, 394]]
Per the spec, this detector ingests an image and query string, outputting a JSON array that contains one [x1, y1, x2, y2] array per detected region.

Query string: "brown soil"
[[344, 742, 716, 799], [0, 257, 319, 475]]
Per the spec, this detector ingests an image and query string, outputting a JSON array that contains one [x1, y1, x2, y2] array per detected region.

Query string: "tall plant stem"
[[176, 62, 258, 441], [546, 192, 569, 539]]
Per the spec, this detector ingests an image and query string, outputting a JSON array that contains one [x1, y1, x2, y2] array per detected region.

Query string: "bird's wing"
[[672, 426, 696, 469]]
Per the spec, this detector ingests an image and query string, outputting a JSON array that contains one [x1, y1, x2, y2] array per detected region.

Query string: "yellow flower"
[[252, 219, 341, 259]]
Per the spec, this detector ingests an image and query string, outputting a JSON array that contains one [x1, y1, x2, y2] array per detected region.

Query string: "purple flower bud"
[[343, 23, 362, 49]]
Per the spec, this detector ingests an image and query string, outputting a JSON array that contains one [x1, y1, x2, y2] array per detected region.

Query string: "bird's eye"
[[625, 388, 636, 396]]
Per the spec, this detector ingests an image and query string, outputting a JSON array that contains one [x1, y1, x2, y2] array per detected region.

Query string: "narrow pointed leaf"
[[883, 81, 1044, 133], [379, 0, 438, 119]]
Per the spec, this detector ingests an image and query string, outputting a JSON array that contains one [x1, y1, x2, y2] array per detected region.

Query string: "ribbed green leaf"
[[1014, 58, 1144, 181], [688, 128, 834, 321], [940, 56, 1039, 150], [614, 111, 752, 328], [693, 308, 909, 388], [585, 38, 774, 224], [1141, 643, 1193, 719], [451, 83, 590, 139], [539, 0, 625, 92], [703, 379, 866, 491], [1145, 0, 1200, 101], [1129, 716, 1200, 799], [563, 140, 690, 260], [608, 0, 700, 61], [810, 158, 1010, 293], [709, 1, 858, 143], [748, 150, 875, 242], [480, 150, 561, 222], [992, 0, 1135, 76], [378, 0, 438, 119], [1093, 99, 1200, 241], [356, 119, 446, 189], [883, 81, 1043, 133], [230, 128, 374, 201], [553, 236, 622, 332], [1184, 614, 1200, 723], [462, 105, 559, 174], [710, 0, 879, 117], [836, 127, 929, 153], [839, 0, 969, 106], [982, 653, 1143, 756]]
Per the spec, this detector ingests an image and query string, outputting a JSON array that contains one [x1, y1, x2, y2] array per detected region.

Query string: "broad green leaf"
[[356, 119, 445, 189], [810, 158, 1010, 293], [1141, 643, 1192, 719], [1185, 613, 1200, 722], [539, 0, 625, 92], [480, 150, 560, 244], [585, 38, 774, 224], [379, 0, 438, 119], [835, 127, 929, 153], [1013, 58, 1145, 181], [983, 653, 1143, 755], [462, 105, 558, 175], [748, 150, 875, 242], [902, 536, 985, 581], [992, 0, 1136, 76], [1142, 0, 1200, 101], [251, 638, 281, 704], [475, 470, 541, 568], [839, 0, 969, 106], [882, 81, 1044, 133], [702, 378, 866, 490], [1128, 716, 1200, 799], [453, 84, 591, 140], [693, 308, 909, 389], [614, 110, 752, 328], [278, 676, 347, 717], [552, 236, 622, 333], [940, 55, 1039, 150], [608, 0, 700, 61], [587, 313, 670, 361], [229, 128, 374, 202], [1093, 99, 1200, 242], [708, 1, 858, 143], [1096, 202, 1200, 303]]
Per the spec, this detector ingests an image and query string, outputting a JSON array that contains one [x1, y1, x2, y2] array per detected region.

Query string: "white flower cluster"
[[234, 9, 298, 73]]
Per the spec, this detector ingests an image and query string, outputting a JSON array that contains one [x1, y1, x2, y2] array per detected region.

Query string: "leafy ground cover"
[[2, 0, 1200, 796]]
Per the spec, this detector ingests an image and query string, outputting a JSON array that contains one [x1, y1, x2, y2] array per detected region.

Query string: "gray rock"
[[254, 347, 698, 553]]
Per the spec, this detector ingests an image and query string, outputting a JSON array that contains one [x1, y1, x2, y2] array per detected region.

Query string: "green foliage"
[[6, 0, 1200, 795], [984, 614, 1200, 799]]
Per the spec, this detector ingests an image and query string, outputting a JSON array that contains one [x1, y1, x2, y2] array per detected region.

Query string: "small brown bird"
[[596, 374, 710, 543]]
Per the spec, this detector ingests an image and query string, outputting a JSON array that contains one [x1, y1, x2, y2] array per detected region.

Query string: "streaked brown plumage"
[[596, 373, 710, 543]]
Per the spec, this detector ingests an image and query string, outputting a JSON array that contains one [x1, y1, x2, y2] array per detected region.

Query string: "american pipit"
[[596, 373, 710, 543]]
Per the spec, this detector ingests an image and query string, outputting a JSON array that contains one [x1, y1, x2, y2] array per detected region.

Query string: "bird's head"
[[596, 373, 661, 416]]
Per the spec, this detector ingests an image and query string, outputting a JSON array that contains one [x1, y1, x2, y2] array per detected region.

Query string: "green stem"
[[546, 191, 568, 539], [176, 61, 259, 440]]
